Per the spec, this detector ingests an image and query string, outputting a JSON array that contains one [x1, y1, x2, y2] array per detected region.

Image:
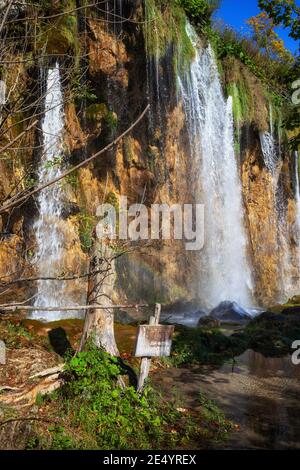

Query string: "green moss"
[[105, 192, 119, 211], [86, 103, 108, 121], [86, 103, 118, 130], [104, 110, 118, 130], [144, 0, 195, 74], [123, 136, 135, 167], [38, 1, 79, 56], [77, 212, 96, 253], [225, 65, 285, 135], [226, 81, 251, 126]]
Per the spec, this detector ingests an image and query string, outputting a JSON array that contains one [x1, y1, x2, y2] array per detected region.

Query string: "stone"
[[210, 301, 252, 323]]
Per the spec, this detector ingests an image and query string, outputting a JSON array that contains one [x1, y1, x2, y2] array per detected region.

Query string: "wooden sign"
[[134, 325, 175, 358]]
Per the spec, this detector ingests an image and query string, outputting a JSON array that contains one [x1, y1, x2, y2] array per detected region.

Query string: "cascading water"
[[260, 131, 278, 173], [295, 151, 300, 224], [30, 64, 79, 322], [180, 24, 254, 311], [295, 151, 300, 271], [260, 116, 298, 300]]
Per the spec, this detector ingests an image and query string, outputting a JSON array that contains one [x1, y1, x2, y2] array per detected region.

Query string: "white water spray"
[[260, 131, 278, 173], [180, 25, 254, 310], [30, 64, 80, 322]]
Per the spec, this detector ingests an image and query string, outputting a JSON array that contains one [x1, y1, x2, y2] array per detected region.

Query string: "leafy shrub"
[[175, 0, 220, 23], [168, 326, 247, 366], [36, 346, 206, 450]]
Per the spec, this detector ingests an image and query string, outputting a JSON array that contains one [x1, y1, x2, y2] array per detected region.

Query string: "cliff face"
[[241, 128, 297, 305], [0, 1, 298, 309]]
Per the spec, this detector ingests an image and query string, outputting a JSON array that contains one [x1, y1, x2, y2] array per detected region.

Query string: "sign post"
[[135, 304, 174, 392]]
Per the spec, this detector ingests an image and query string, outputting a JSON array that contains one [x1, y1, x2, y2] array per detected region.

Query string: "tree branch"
[[0, 104, 150, 215]]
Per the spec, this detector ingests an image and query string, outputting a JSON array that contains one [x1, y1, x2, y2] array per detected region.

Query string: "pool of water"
[[154, 349, 300, 449]]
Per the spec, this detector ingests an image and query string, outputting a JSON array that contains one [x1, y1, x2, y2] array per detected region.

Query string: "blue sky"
[[213, 0, 299, 55]]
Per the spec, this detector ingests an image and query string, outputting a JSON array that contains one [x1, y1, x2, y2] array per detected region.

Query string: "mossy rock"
[[86, 103, 108, 121], [232, 310, 300, 358], [38, 10, 78, 55], [170, 326, 246, 366], [86, 104, 118, 129]]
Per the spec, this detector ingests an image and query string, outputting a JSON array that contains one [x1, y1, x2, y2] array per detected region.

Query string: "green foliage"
[[64, 172, 79, 192], [34, 346, 211, 450], [105, 191, 119, 211], [77, 212, 96, 253], [259, 0, 300, 40], [144, 0, 195, 74], [232, 310, 300, 357], [198, 393, 233, 443], [0, 321, 33, 349], [167, 326, 246, 366], [285, 108, 300, 151], [44, 156, 63, 170], [46, 425, 76, 450], [208, 24, 293, 89], [175, 0, 220, 23], [72, 77, 98, 102]]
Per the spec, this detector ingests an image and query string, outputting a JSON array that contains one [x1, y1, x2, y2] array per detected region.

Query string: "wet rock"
[[61, 202, 80, 219], [210, 301, 252, 323]]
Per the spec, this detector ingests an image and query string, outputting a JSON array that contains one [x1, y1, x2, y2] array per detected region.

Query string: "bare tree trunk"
[[79, 239, 119, 356]]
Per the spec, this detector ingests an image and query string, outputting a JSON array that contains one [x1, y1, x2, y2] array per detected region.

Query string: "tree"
[[257, 1, 300, 151], [175, 0, 220, 25], [258, 0, 300, 41], [0, 1, 149, 359], [247, 12, 294, 62]]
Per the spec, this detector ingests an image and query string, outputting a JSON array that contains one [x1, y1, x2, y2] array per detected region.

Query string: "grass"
[[198, 392, 233, 443], [0, 320, 52, 351], [0, 321, 33, 349]]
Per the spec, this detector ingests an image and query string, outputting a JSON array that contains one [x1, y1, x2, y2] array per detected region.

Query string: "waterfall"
[[180, 25, 254, 310], [260, 131, 278, 173], [260, 120, 300, 300], [144, 0, 163, 139], [295, 151, 300, 271], [30, 64, 80, 322]]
